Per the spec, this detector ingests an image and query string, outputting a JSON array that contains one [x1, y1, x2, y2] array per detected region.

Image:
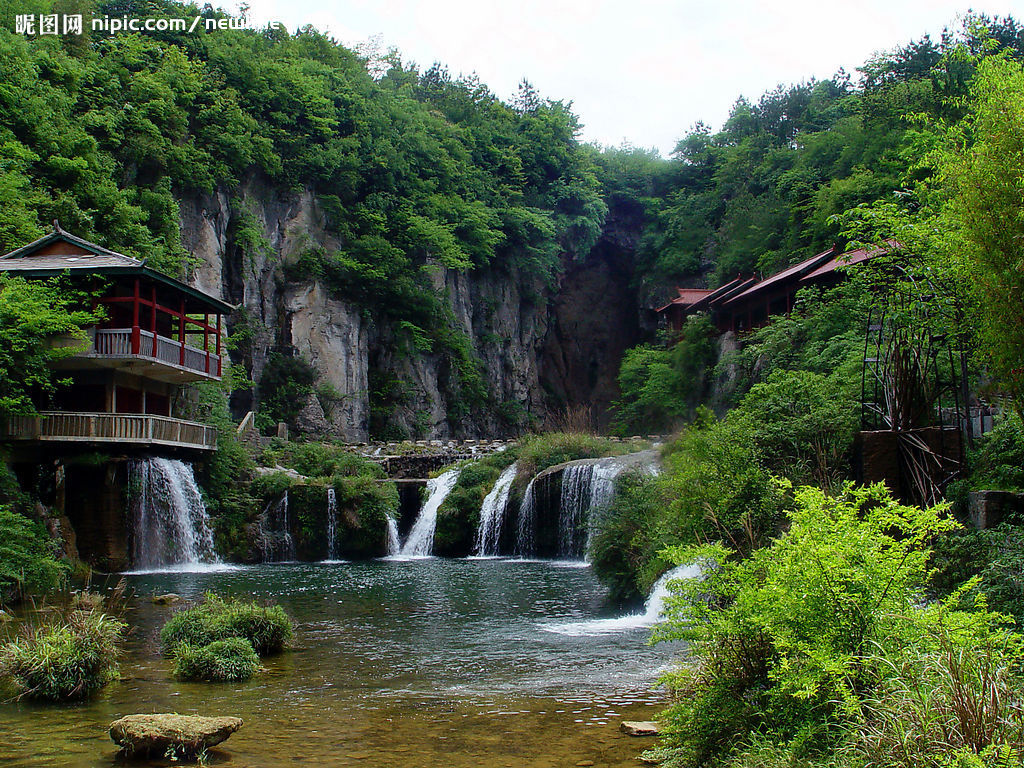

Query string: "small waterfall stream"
[[474, 462, 518, 556], [127, 457, 220, 571], [385, 516, 401, 556], [541, 561, 703, 635], [324, 487, 339, 561], [558, 464, 593, 559], [514, 475, 538, 557], [398, 467, 461, 558]]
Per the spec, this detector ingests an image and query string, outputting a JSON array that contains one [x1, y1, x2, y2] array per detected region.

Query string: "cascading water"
[[324, 487, 338, 561], [385, 516, 401, 556], [473, 462, 518, 556], [558, 464, 593, 559], [540, 561, 703, 635], [261, 491, 296, 562], [514, 475, 538, 557], [127, 457, 220, 571], [398, 467, 461, 558]]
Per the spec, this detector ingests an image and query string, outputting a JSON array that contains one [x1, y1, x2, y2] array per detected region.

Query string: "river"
[[0, 558, 678, 767]]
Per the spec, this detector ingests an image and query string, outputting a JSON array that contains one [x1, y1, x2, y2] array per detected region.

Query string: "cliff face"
[[178, 177, 643, 440]]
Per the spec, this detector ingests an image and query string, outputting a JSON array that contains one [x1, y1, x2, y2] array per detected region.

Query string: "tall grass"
[[0, 608, 125, 701]]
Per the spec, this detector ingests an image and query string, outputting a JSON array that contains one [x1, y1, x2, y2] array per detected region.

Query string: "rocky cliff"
[[178, 176, 645, 441]]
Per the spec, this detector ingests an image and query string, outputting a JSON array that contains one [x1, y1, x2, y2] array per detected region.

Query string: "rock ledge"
[[109, 714, 242, 758]]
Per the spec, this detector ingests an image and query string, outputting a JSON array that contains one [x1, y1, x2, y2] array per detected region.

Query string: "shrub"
[[0, 505, 67, 604], [263, 441, 385, 480], [931, 526, 1024, 626], [652, 483, 958, 766], [969, 411, 1024, 493], [161, 593, 292, 657], [0, 610, 125, 701], [613, 316, 718, 434], [173, 637, 259, 683], [729, 368, 859, 489]]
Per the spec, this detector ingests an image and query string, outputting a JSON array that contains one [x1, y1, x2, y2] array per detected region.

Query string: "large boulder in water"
[[109, 714, 242, 758]]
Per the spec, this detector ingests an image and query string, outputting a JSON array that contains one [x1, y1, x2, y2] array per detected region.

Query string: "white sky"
[[232, 0, 1020, 155]]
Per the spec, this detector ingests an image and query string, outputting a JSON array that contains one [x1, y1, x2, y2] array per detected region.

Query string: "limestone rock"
[[109, 714, 242, 758], [620, 720, 660, 737], [150, 593, 182, 606]]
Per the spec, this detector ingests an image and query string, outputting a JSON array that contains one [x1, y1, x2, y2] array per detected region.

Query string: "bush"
[[729, 368, 859, 489], [173, 637, 259, 683], [161, 593, 292, 657], [0, 610, 125, 701], [652, 483, 958, 766], [969, 411, 1024, 493], [0, 505, 67, 604], [613, 316, 718, 434], [931, 526, 1024, 626], [263, 441, 385, 480]]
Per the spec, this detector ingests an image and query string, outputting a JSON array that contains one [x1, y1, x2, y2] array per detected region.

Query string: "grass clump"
[[161, 593, 292, 657], [0, 610, 125, 701], [515, 432, 626, 479], [173, 637, 259, 682]]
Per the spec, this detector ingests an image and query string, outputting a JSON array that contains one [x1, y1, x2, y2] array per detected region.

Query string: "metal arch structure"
[[860, 261, 970, 508]]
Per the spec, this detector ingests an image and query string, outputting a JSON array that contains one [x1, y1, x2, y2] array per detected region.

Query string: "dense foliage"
[[0, 275, 98, 417], [160, 593, 292, 656], [173, 636, 259, 683], [649, 484, 1024, 768], [0, 505, 67, 603], [0, 609, 125, 701]]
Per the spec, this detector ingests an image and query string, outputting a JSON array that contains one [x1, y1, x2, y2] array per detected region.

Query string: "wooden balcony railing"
[[89, 328, 221, 379], [1, 412, 218, 451]]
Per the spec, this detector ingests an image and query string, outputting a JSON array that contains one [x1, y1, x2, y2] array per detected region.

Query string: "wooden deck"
[[1, 412, 218, 451]]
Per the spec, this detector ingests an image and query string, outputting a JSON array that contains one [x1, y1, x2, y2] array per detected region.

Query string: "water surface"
[[0, 559, 676, 767]]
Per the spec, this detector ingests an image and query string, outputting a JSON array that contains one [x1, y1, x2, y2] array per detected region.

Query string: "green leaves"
[[652, 483, 959, 765]]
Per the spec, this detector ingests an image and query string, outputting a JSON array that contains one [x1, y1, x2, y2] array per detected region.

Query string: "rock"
[[620, 720, 660, 737], [150, 593, 182, 606], [109, 714, 242, 758]]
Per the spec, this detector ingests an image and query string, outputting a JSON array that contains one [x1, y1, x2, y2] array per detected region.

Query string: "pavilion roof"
[[0, 225, 234, 314]]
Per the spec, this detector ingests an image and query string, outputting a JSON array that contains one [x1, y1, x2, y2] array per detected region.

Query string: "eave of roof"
[[0, 229, 234, 314], [800, 242, 892, 283], [656, 288, 714, 313], [722, 248, 838, 307]]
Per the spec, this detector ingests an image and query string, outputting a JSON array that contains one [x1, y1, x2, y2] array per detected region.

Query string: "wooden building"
[[0, 226, 232, 454], [657, 244, 881, 334]]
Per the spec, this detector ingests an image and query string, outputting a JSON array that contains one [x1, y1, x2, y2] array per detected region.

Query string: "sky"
[[234, 0, 1020, 156]]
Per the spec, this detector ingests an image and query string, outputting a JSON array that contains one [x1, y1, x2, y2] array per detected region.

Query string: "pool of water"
[[0, 559, 678, 767]]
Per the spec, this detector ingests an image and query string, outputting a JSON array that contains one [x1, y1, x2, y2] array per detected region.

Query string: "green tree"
[[0, 275, 97, 417]]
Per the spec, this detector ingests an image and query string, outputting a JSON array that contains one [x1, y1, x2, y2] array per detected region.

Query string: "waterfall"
[[324, 487, 338, 561], [398, 467, 461, 558], [260, 490, 296, 562], [385, 516, 401, 556], [540, 562, 703, 636], [514, 475, 538, 557], [127, 457, 220, 571], [558, 463, 593, 559], [473, 462, 518, 556]]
